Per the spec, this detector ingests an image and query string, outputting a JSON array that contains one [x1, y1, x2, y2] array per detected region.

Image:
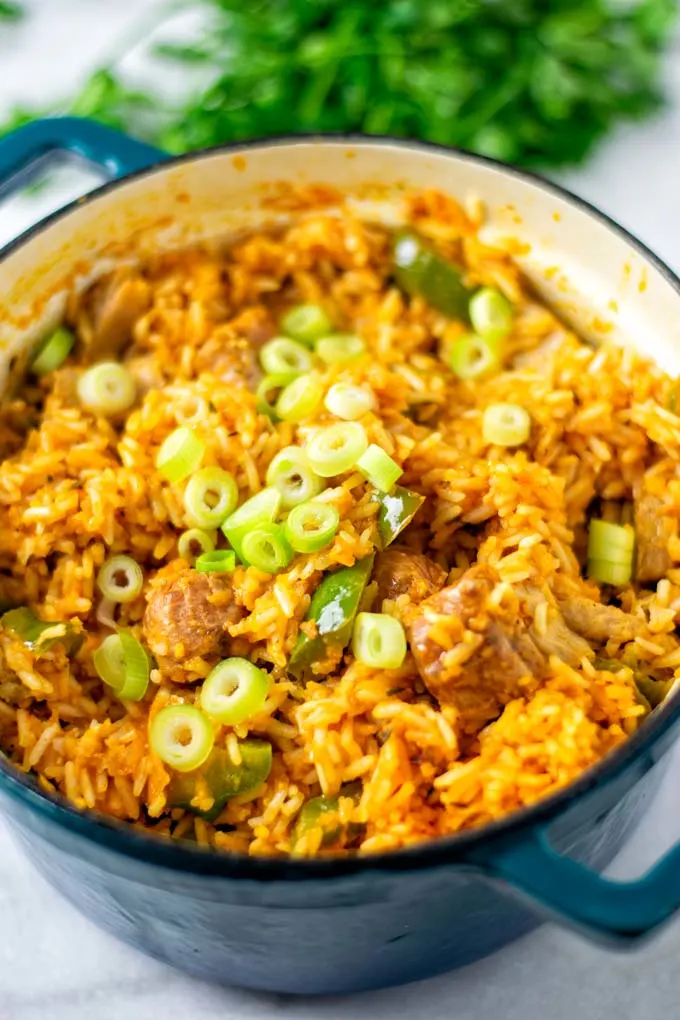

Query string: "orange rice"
[[0, 189, 679, 858]]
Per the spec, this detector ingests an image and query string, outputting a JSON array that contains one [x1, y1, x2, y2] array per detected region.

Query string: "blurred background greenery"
[[1, 0, 678, 168]]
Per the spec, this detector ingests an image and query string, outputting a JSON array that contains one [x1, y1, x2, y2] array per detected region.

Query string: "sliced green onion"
[[587, 559, 633, 586], [482, 403, 531, 447], [260, 337, 313, 377], [281, 303, 333, 345], [117, 629, 151, 701], [449, 334, 501, 380], [356, 444, 402, 493], [93, 630, 150, 701], [266, 446, 324, 508], [97, 555, 144, 604], [149, 704, 214, 773], [195, 550, 237, 574], [184, 467, 238, 529], [32, 326, 75, 375], [222, 486, 282, 561], [200, 657, 270, 725], [241, 523, 293, 573], [587, 519, 635, 565], [324, 383, 375, 421], [77, 362, 137, 416], [306, 422, 368, 478], [316, 333, 365, 365], [156, 426, 205, 484], [256, 373, 297, 419], [284, 500, 340, 553], [352, 612, 407, 670], [276, 373, 324, 422], [469, 287, 513, 342], [178, 528, 216, 563]]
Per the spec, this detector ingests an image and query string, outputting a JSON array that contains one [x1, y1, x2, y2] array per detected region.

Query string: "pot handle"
[[468, 822, 680, 943], [0, 116, 166, 197]]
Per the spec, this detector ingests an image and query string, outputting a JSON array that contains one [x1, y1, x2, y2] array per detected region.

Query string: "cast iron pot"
[[1, 119, 680, 995]]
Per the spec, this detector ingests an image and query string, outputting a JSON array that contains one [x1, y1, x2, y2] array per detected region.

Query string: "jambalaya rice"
[[1, 188, 679, 858]]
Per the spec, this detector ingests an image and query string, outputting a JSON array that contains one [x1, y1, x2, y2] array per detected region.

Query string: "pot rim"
[[1, 130, 679, 880]]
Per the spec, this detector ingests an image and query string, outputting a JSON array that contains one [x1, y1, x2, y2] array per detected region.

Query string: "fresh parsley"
[[1, 0, 678, 167]]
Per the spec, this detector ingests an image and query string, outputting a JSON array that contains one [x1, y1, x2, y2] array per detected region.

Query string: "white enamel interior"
[[1, 138, 679, 394]]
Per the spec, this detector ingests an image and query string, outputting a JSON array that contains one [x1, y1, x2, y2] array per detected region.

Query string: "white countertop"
[[2, 5, 680, 1018]]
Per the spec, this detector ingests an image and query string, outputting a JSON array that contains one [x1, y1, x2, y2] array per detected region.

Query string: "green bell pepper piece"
[[393, 230, 472, 321], [376, 485, 425, 549], [167, 739, 273, 822], [289, 556, 374, 677], [1, 607, 84, 658]]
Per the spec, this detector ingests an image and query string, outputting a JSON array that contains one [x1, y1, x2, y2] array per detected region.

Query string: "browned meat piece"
[[79, 268, 151, 358], [143, 563, 243, 676], [195, 307, 276, 389], [518, 586, 593, 667], [634, 492, 674, 584], [407, 566, 545, 720], [373, 550, 446, 609], [556, 594, 641, 645]]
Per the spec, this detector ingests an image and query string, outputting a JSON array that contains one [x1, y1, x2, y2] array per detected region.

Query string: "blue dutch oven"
[[1, 118, 680, 994]]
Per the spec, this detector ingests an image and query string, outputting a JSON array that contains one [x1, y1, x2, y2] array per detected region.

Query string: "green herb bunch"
[[2, 0, 678, 167]]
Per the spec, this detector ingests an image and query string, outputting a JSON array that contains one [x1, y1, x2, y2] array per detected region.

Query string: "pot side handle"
[[0, 116, 166, 198], [468, 823, 680, 944]]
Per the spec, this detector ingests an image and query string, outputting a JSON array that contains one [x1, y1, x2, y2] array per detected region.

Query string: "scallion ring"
[[281, 304, 332, 345], [324, 383, 375, 421], [275, 373, 324, 422], [449, 334, 501, 380], [221, 486, 282, 561], [266, 446, 324, 508], [97, 555, 144, 604], [587, 519, 635, 565], [284, 500, 340, 553], [200, 657, 270, 725], [352, 612, 407, 670], [260, 337, 314, 377], [32, 326, 75, 375], [149, 704, 214, 773], [482, 403, 531, 447], [241, 523, 293, 574], [305, 422, 368, 478], [156, 426, 205, 483], [93, 630, 150, 701], [195, 550, 237, 574], [77, 362, 137, 416], [316, 333, 365, 365], [184, 467, 238, 529], [356, 444, 402, 493], [256, 373, 297, 419], [469, 287, 513, 342], [178, 528, 216, 563]]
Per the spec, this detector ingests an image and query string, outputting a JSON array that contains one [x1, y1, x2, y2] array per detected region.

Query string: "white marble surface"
[[2, 5, 680, 1018]]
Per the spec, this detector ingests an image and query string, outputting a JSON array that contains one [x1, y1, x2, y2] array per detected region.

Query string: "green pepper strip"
[[594, 656, 674, 711], [392, 230, 472, 321], [292, 782, 364, 848], [376, 485, 425, 549], [1, 607, 84, 658], [289, 556, 375, 678], [167, 739, 273, 822]]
